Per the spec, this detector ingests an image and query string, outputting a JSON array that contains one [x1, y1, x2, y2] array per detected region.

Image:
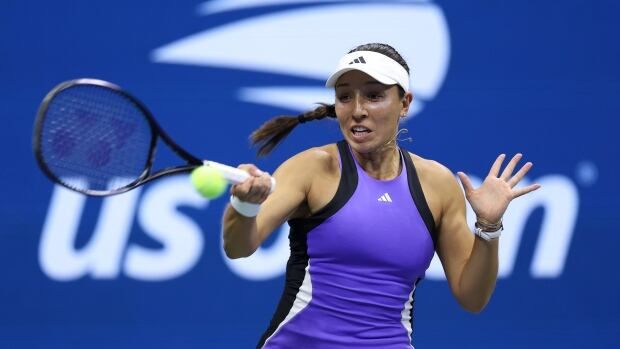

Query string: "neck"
[[351, 142, 401, 180]]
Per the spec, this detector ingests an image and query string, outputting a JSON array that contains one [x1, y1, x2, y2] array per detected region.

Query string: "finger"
[[236, 164, 255, 183], [257, 171, 275, 193], [237, 164, 264, 178], [507, 162, 533, 187], [513, 183, 541, 198], [230, 183, 246, 198], [257, 171, 270, 182], [244, 190, 263, 203], [258, 188, 271, 203], [237, 163, 253, 172], [247, 188, 269, 203], [489, 154, 506, 178], [231, 177, 255, 198], [500, 153, 522, 181], [457, 172, 475, 194], [245, 176, 273, 202], [249, 167, 265, 177], [259, 173, 272, 188]]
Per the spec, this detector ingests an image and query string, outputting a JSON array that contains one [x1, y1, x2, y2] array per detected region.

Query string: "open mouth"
[[351, 125, 372, 136]]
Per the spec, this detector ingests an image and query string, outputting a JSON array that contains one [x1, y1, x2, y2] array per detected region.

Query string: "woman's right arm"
[[222, 151, 315, 259]]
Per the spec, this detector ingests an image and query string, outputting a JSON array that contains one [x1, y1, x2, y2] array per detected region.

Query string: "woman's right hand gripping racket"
[[32, 78, 275, 197]]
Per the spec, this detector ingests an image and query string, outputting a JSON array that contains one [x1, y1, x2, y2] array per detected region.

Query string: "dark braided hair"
[[251, 43, 409, 156]]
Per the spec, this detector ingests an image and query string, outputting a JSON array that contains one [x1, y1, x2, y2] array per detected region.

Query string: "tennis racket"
[[33, 78, 273, 196]]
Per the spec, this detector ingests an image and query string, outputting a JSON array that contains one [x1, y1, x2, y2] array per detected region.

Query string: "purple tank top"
[[258, 141, 436, 349]]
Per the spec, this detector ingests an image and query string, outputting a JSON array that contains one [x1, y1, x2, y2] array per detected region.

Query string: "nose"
[[352, 94, 367, 121]]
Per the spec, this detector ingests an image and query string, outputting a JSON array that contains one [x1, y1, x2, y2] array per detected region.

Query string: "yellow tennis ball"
[[190, 166, 227, 199]]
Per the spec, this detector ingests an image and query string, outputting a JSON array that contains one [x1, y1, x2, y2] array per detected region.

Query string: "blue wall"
[[2, 1, 619, 348]]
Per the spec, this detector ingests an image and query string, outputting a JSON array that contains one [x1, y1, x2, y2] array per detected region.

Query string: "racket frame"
[[33, 78, 205, 196]]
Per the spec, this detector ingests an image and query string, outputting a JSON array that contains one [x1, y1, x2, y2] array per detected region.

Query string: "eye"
[[367, 91, 384, 101], [337, 93, 351, 102]]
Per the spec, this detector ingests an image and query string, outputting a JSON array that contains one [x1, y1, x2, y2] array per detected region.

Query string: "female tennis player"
[[222, 43, 540, 349]]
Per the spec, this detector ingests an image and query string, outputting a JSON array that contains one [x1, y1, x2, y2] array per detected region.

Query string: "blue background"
[[2, 1, 619, 348]]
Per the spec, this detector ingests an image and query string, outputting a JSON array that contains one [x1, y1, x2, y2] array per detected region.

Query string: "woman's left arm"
[[435, 154, 540, 312]]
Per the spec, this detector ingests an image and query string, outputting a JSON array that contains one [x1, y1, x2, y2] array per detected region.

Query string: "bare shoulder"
[[273, 144, 340, 217], [277, 144, 339, 175], [273, 144, 339, 192], [302, 144, 339, 168], [408, 152, 456, 187]]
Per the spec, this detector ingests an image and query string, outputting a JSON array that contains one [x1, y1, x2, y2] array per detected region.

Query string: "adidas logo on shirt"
[[348, 56, 366, 64], [377, 193, 392, 203]]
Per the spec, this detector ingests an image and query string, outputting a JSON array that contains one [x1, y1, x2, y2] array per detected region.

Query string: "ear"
[[400, 92, 414, 118]]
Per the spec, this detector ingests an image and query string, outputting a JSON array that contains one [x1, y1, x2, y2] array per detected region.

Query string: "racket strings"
[[39, 85, 153, 192]]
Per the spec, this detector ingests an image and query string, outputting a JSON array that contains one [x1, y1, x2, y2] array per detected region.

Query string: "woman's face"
[[334, 70, 412, 155]]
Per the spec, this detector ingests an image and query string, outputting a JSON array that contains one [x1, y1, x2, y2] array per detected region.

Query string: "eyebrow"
[[335, 81, 384, 88]]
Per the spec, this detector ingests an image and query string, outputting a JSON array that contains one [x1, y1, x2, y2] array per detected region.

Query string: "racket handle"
[[203, 161, 276, 193]]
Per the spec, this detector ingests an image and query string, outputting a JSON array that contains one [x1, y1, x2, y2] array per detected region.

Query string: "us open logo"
[[151, 0, 451, 119]]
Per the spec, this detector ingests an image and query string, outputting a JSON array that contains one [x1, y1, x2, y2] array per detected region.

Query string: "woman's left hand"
[[457, 153, 541, 224]]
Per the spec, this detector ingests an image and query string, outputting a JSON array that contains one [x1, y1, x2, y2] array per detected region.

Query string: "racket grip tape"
[[203, 161, 276, 193]]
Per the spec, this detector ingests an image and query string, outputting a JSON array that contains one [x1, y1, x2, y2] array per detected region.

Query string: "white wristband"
[[473, 226, 503, 241], [230, 195, 261, 217]]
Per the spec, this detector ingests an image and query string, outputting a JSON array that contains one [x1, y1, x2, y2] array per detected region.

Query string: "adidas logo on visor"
[[348, 56, 366, 64]]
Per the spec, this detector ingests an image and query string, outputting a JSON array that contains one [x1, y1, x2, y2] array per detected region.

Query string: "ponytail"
[[251, 103, 336, 156]]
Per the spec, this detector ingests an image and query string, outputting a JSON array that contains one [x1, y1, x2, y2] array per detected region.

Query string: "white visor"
[[325, 51, 410, 92]]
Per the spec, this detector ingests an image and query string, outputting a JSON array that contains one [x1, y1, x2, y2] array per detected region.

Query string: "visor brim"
[[325, 66, 399, 88]]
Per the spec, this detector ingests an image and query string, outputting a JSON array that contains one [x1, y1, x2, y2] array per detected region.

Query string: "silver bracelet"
[[473, 225, 503, 241], [230, 195, 261, 217]]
